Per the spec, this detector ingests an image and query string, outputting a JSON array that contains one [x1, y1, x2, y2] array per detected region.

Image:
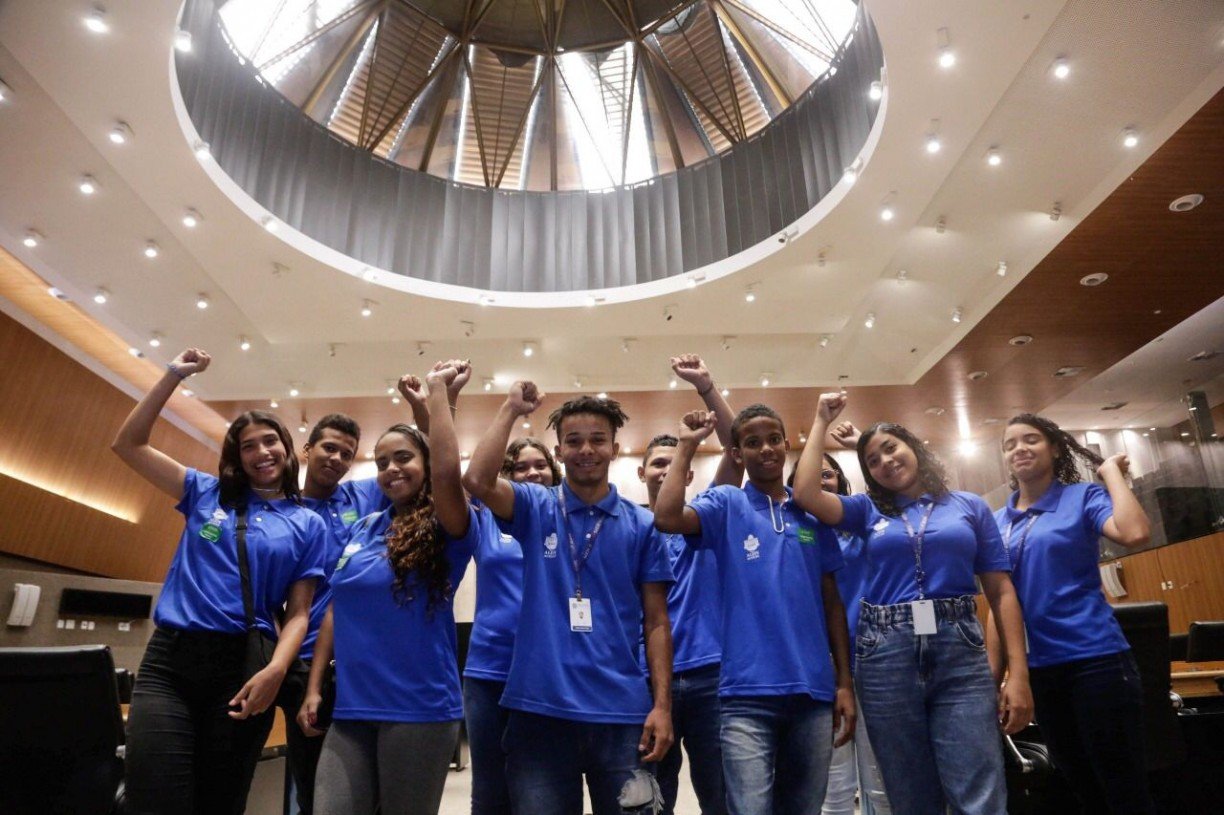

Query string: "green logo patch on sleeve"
[[797, 527, 816, 545]]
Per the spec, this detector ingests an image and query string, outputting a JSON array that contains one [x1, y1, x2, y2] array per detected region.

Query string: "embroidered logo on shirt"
[[797, 527, 816, 545], [743, 534, 761, 561], [334, 541, 362, 572], [543, 532, 559, 558], [199, 508, 228, 542], [500, 533, 514, 543], [341, 509, 359, 525], [871, 518, 890, 538]]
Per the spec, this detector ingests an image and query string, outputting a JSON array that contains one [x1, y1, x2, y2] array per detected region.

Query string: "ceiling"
[[0, 0, 1222, 458]]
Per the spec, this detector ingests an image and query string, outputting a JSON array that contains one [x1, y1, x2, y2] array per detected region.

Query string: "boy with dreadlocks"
[[463, 384, 674, 815]]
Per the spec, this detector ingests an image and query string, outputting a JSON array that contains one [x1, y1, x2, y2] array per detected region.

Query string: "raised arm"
[[461, 381, 545, 520], [1098, 454, 1151, 548], [424, 361, 470, 539], [111, 347, 210, 499], [653, 411, 715, 535], [791, 392, 850, 525], [400, 358, 471, 435], [671, 353, 742, 487]]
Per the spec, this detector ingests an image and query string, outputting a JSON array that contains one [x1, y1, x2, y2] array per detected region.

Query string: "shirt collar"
[[895, 491, 948, 510], [245, 493, 293, 514], [559, 481, 621, 518], [1004, 480, 1066, 519], [743, 481, 793, 510]]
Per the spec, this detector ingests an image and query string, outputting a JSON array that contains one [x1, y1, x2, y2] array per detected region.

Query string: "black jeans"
[[1030, 650, 1155, 815], [124, 627, 274, 815], [280, 660, 324, 815]]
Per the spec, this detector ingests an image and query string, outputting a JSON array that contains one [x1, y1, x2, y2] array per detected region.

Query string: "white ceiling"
[[0, 0, 1222, 403]]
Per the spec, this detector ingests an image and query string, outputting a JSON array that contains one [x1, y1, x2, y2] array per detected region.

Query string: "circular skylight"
[[218, 0, 858, 191]]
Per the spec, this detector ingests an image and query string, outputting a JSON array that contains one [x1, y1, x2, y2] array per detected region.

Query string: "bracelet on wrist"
[[697, 383, 714, 397], [166, 363, 189, 380]]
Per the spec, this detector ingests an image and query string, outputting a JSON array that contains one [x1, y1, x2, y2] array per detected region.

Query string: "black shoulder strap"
[[235, 506, 257, 630]]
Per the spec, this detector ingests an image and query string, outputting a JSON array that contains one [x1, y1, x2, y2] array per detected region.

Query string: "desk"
[[1171, 660, 1224, 698]]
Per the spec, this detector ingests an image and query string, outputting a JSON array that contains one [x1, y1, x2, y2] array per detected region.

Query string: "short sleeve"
[[175, 468, 216, 516], [817, 525, 844, 574], [442, 505, 481, 582], [638, 525, 675, 585], [294, 511, 329, 582], [1082, 483, 1114, 538], [687, 486, 732, 550], [350, 477, 389, 517], [507, 481, 551, 548], [969, 495, 1011, 573], [836, 493, 874, 538]]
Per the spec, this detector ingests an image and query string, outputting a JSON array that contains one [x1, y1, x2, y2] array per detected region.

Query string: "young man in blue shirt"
[[654, 406, 855, 815], [463, 383, 675, 815]]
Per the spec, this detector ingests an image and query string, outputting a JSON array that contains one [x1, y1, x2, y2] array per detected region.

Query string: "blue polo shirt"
[[995, 481, 1129, 668], [834, 531, 870, 669], [688, 483, 843, 700], [499, 481, 674, 724], [464, 503, 524, 682], [300, 478, 388, 660], [662, 531, 722, 672], [837, 491, 1010, 605], [330, 505, 478, 723], [156, 469, 327, 637]]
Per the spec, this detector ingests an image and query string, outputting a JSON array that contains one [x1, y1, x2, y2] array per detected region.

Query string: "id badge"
[[569, 597, 593, 633], [911, 600, 937, 636]]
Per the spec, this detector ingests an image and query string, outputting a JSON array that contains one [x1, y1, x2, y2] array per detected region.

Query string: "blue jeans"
[[720, 695, 833, 815], [465, 677, 512, 815], [1030, 651, 1154, 815], [657, 664, 725, 815], [503, 710, 644, 815], [821, 692, 890, 815], [855, 597, 1005, 815]]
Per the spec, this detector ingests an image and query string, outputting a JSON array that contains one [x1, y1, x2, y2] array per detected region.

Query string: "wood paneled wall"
[[0, 312, 218, 580], [1105, 531, 1224, 633]]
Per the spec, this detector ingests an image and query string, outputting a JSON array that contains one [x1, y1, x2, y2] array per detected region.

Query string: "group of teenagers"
[[110, 346, 1157, 815]]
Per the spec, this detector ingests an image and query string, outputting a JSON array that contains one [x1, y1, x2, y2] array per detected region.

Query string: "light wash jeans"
[[855, 596, 1005, 815], [719, 694, 833, 815], [821, 694, 890, 815]]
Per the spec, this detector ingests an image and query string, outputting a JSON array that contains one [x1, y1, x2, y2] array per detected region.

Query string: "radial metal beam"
[[641, 43, 737, 145], [257, 0, 382, 73], [711, 0, 791, 106], [302, 3, 381, 117], [704, 2, 747, 141], [493, 60, 548, 188], [638, 42, 689, 168], [721, 0, 835, 61], [365, 40, 461, 151], [417, 50, 463, 172]]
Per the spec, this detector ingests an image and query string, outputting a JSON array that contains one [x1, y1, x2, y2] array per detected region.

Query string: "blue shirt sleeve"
[[350, 477, 390, 516], [638, 525, 675, 584], [836, 493, 873, 538], [507, 481, 549, 549], [175, 468, 214, 516], [1082, 483, 1114, 538], [818, 525, 844, 574], [686, 486, 731, 550], [968, 494, 1011, 573], [294, 511, 329, 583]]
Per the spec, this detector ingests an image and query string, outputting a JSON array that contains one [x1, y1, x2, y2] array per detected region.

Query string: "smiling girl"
[[112, 348, 326, 815], [792, 393, 1031, 815]]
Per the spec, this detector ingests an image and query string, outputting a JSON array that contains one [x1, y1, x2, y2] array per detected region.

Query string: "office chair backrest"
[[1186, 621, 1224, 663], [1111, 602, 1186, 771], [0, 645, 125, 815]]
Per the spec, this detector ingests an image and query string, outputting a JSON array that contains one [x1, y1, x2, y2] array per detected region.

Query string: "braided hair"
[[1004, 413, 1103, 490], [857, 423, 949, 517], [378, 424, 452, 615]]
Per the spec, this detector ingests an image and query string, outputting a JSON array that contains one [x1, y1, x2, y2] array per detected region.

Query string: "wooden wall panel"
[[1105, 532, 1224, 634], [0, 312, 218, 581]]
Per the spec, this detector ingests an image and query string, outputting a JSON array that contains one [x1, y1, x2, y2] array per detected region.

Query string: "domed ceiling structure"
[[217, 0, 858, 191]]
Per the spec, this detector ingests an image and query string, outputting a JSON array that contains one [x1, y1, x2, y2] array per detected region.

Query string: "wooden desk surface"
[[1171, 660, 1224, 699]]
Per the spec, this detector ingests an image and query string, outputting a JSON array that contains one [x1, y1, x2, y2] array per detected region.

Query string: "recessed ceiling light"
[[0, 78, 12, 102], [195, 293, 209, 309], [299, 423, 308, 433], [108, 121, 132, 145], [925, 135, 942, 154], [668, 377, 678, 389], [93, 287, 109, 304], [174, 30, 193, 53], [360, 300, 373, 317], [598, 391, 609, 399], [819, 335, 831, 348], [289, 385, 300, 397], [261, 215, 279, 232], [193, 140, 211, 160], [523, 341, 535, 357], [720, 388, 730, 397], [958, 440, 977, 456], [482, 378, 493, 392], [841, 165, 858, 185], [181, 389, 194, 398], [391, 396, 401, 405], [1049, 202, 1062, 221], [522, 421, 531, 430], [951, 307, 963, 323], [938, 47, 956, 69], [759, 373, 772, 387], [1121, 128, 1139, 148], [1051, 58, 1070, 79], [269, 399, 279, 408], [239, 335, 251, 352], [361, 267, 377, 281], [744, 286, 756, 303], [864, 312, 876, 329], [83, 6, 109, 34], [127, 346, 141, 357], [143, 241, 159, 259], [78, 175, 98, 195], [22, 229, 42, 248], [879, 206, 894, 222], [986, 148, 1001, 166], [1008, 334, 1033, 346], [47, 286, 69, 300], [996, 261, 1008, 277], [182, 208, 202, 228], [967, 370, 988, 381], [1053, 366, 1084, 378], [868, 80, 883, 101], [1169, 194, 1204, 212], [148, 332, 162, 347], [1079, 272, 1108, 287]]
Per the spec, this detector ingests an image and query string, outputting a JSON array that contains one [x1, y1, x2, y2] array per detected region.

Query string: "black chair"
[[0, 645, 125, 815], [1168, 632, 1188, 662], [1111, 602, 1186, 771], [1185, 620, 1224, 663]]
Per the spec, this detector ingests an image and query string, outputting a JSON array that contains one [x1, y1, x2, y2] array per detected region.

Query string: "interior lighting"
[[239, 336, 251, 352], [127, 346, 141, 357], [522, 341, 535, 358], [669, 377, 678, 389], [938, 47, 956, 69], [720, 388, 730, 397], [1051, 58, 1070, 79], [360, 300, 373, 317], [182, 209, 201, 228], [744, 286, 756, 303], [289, 385, 300, 397], [193, 140, 211, 160], [482, 378, 493, 392], [148, 332, 162, 348], [195, 293, 209, 309], [1121, 128, 1139, 148], [819, 335, 831, 348], [958, 440, 978, 457], [997, 261, 1008, 276], [181, 389, 194, 397], [108, 121, 132, 144], [143, 241, 159, 259], [952, 307, 963, 323], [868, 81, 883, 101], [361, 267, 377, 281], [864, 312, 876, 329], [986, 148, 1001, 166], [22, 230, 42, 248], [270, 400, 279, 408], [83, 6, 109, 34], [925, 135, 942, 154], [0, 78, 12, 102], [585, 295, 596, 306], [880, 206, 894, 222], [78, 175, 98, 195], [759, 373, 772, 387], [174, 30, 193, 53], [598, 392, 608, 399], [261, 215, 279, 232], [93, 287, 109, 304], [0, 466, 135, 522]]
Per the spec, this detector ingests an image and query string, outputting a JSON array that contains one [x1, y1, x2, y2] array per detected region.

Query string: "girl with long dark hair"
[[112, 348, 326, 814], [793, 393, 1031, 815], [988, 414, 1153, 814], [299, 362, 477, 815]]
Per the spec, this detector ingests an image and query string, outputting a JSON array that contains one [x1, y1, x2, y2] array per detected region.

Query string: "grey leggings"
[[314, 719, 460, 815]]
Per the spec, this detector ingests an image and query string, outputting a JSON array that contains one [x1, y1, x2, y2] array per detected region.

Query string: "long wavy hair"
[[857, 422, 949, 517], [1004, 413, 1103, 490], [378, 424, 452, 614], [219, 411, 301, 510], [501, 436, 562, 485]]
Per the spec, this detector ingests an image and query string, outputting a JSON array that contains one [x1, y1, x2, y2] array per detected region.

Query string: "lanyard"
[[1003, 513, 1039, 567], [900, 500, 936, 600], [556, 486, 605, 600]]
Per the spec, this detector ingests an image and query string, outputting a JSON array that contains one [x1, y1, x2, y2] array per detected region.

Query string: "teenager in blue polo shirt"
[[112, 347, 326, 815], [462, 384, 675, 815], [299, 362, 477, 815], [793, 392, 1031, 815], [654, 406, 854, 815], [463, 436, 561, 815], [988, 413, 1154, 814]]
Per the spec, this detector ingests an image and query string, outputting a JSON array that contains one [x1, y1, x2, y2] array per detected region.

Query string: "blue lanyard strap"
[[900, 500, 936, 600], [556, 486, 605, 600], [1003, 513, 1039, 566]]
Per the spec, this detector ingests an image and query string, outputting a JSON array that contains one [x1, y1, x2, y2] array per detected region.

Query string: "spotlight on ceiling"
[[868, 80, 883, 101], [108, 121, 132, 145], [148, 332, 162, 348], [1121, 127, 1139, 148], [986, 148, 1001, 166], [93, 287, 109, 305], [522, 341, 536, 357], [193, 140, 211, 160], [952, 307, 963, 323], [879, 206, 894, 222], [864, 312, 876, 329], [22, 229, 43, 248], [83, 6, 109, 34], [195, 293, 209, 310], [175, 30, 193, 53], [143, 241, 160, 259], [78, 175, 99, 195], [182, 208, 202, 228], [239, 336, 251, 352], [1051, 57, 1070, 79]]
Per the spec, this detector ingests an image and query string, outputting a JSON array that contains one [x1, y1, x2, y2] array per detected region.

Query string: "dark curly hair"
[[219, 411, 302, 510], [1004, 413, 1103, 490], [501, 436, 562, 485], [857, 422, 948, 517], [307, 413, 361, 446], [547, 396, 629, 438], [730, 404, 785, 447], [377, 424, 452, 615]]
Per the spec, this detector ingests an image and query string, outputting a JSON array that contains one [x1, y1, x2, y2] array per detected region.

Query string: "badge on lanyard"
[[557, 487, 603, 634], [569, 597, 593, 632], [901, 500, 937, 635], [912, 599, 937, 635]]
